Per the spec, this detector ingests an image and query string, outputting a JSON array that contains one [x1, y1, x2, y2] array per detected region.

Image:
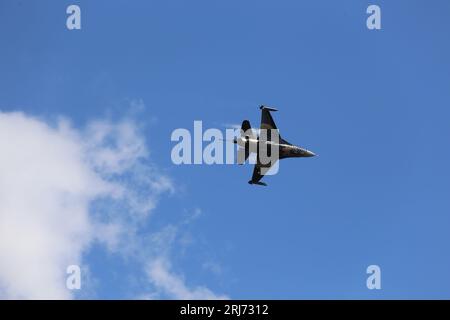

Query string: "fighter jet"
[[234, 105, 316, 186]]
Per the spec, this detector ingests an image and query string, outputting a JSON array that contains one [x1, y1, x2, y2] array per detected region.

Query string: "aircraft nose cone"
[[305, 150, 316, 157]]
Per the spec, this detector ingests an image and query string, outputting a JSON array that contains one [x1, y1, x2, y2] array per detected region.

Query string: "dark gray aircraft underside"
[[234, 105, 316, 186]]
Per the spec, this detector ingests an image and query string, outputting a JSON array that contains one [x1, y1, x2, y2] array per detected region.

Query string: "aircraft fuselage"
[[236, 137, 316, 159]]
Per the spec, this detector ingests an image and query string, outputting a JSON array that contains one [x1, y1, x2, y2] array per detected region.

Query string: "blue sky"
[[1, 0, 450, 299]]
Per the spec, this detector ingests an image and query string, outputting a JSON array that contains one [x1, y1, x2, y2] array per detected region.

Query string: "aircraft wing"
[[248, 159, 277, 186], [259, 105, 281, 143], [260, 105, 278, 131], [260, 105, 291, 145]]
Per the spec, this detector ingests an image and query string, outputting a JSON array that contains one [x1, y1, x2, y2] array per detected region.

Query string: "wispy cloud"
[[222, 123, 242, 131], [202, 261, 223, 276], [137, 210, 229, 300], [147, 258, 228, 300]]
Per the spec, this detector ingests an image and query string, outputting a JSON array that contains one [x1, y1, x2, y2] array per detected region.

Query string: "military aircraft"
[[234, 105, 316, 186]]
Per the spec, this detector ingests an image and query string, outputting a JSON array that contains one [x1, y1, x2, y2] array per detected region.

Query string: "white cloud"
[[147, 258, 228, 300], [0, 110, 224, 299], [0, 112, 107, 299]]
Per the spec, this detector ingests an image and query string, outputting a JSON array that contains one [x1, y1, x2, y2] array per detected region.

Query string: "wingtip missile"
[[260, 105, 278, 112], [248, 180, 268, 186]]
